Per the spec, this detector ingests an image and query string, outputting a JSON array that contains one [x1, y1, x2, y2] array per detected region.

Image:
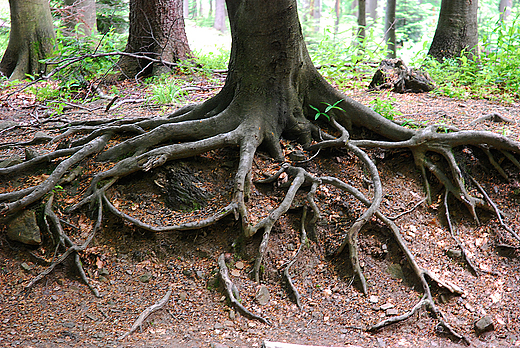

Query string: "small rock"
[[376, 337, 386, 348], [24, 148, 40, 161], [380, 303, 394, 310], [474, 315, 494, 334], [126, 270, 132, 275], [62, 321, 75, 328], [51, 295, 58, 301], [248, 322, 256, 328], [235, 261, 245, 270], [369, 295, 379, 303], [255, 285, 270, 305], [224, 320, 234, 327], [286, 243, 296, 251], [447, 249, 462, 258], [214, 323, 225, 330], [229, 309, 236, 320], [230, 269, 240, 277], [21, 262, 33, 271], [386, 308, 399, 316], [6, 210, 41, 245], [196, 270, 205, 279], [139, 273, 152, 283], [464, 302, 475, 312], [179, 291, 187, 301]]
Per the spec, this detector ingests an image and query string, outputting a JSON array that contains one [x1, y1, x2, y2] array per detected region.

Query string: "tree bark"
[[0, 0, 56, 80], [499, 0, 512, 22], [213, 0, 227, 32], [63, 0, 97, 37], [385, 0, 396, 58], [357, 0, 366, 42], [117, 0, 191, 78], [427, 0, 479, 61]]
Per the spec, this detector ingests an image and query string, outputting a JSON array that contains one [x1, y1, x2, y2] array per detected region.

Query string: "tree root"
[[282, 207, 308, 309], [23, 195, 103, 296], [218, 253, 270, 325], [119, 285, 173, 341]]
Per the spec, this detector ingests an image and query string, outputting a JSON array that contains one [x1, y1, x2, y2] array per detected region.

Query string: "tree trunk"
[[213, 0, 227, 32], [0, 0, 55, 80], [64, 0, 97, 37], [427, 0, 479, 61], [334, 0, 341, 37], [499, 0, 512, 22], [357, 0, 366, 43], [367, 0, 377, 20], [117, 0, 191, 78], [310, 0, 321, 33], [385, 0, 396, 58]]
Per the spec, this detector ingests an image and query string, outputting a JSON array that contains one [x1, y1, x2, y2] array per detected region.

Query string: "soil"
[[1, 76, 519, 348]]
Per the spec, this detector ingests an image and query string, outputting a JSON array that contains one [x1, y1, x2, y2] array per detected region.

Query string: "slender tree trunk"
[[334, 0, 341, 37], [357, 0, 366, 43], [428, 0, 479, 60], [0, 0, 56, 80], [499, 0, 512, 21], [367, 0, 377, 20], [214, 0, 227, 32], [117, 0, 191, 78], [311, 0, 321, 33], [385, 0, 396, 58], [64, 0, 97, 37], [183, 0, 189, 18]]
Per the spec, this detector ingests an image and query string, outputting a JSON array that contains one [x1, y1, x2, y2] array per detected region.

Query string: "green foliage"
[[146, 75, 189, 105], [96, 0, 129, 34], [308, 28, 388, 89], [309, 100, 344, 121], [193, 48, 229, 71], [369, 95, 401, 120], [417, 14, 520, 102]]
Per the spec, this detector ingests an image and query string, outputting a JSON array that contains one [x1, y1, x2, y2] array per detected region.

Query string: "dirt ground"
[[1, 78, 520, 348]]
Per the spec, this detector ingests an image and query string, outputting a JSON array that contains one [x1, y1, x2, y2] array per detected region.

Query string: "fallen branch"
[[119, 285, 173, 341]]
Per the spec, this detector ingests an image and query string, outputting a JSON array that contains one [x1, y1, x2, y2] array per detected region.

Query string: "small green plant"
[[369, 96, 401, 121], [147, 76, 189, 105], [309, 100, 344, 121]]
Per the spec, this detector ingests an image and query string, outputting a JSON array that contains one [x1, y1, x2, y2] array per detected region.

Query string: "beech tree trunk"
[[64, 0, 97, 37], [0, 0, 55, 80], [213, 0, 227, 32], [499, 0, 512, 21], [428, 0, 479, 61], [385, 0, 396, 58], [357, 0, 366, 42], [117, 0, 191, 78]]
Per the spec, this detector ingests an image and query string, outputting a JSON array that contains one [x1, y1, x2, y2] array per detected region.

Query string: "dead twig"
[[119, 285, 173, 341]]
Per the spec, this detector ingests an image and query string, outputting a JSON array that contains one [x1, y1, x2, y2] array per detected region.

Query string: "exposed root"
[[443, 189, 480, 276], [119, 285, 173, 341], [282, 207, 308, 309], [218, 254, 270, 325], [23, 195, 103, 295]]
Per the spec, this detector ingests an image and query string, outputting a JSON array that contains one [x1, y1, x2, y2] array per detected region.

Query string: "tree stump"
[[369, 58, 435, 93]]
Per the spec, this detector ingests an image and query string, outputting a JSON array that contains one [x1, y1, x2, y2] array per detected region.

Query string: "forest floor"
[[1, 72, 520, 348]]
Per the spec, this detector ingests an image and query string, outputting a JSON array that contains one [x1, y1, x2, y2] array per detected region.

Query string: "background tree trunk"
[[428, 0, 479, 61], [63, 0, 97, 37], [357, 0, 366, 43], [367, 0, 377, 20], [0, 0, 56, 80], [213, 0, 227, 32], [117, 0, 191, 78], [385, 0, 396, 58], [499, 0, 512, 21]]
